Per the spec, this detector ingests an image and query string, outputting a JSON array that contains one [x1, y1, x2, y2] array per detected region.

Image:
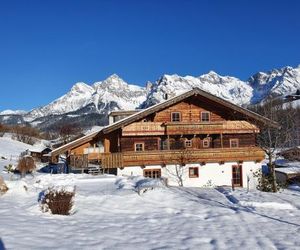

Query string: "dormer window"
[[201, 111, 210, 122], [171, 112, 181, 122]]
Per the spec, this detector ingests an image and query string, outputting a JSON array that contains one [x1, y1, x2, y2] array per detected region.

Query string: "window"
[[203, 138, 210, 148], [230, 139, 239, 148], [160, 139, 168, 150], [189, 167, 199, 178], [201, 111, 210, 122], [144, 169, 161, 178], [135, 143, 144, 151], [185, 139, 192, 148], [171, 112, 181, 122]]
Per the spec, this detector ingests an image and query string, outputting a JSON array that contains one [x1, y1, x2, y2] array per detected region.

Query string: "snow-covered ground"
[[1, 171, 300, 249], [1, 137, 300, 249]]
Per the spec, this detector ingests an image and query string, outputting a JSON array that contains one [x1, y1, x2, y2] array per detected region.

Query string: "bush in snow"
[[17, 155, 36, 178], [40, 187, 75, 215], [4, 164, 15, 173], [253, 169, 282, 192]]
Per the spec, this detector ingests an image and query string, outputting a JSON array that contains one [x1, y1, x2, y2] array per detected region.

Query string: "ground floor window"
[[143, 169, 161, 178], [189, 167, 199, 178]]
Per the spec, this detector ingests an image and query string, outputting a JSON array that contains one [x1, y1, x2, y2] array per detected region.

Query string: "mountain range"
[[0, 65, 299, 131]]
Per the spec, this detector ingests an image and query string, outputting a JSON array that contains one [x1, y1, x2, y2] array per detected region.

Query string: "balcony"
[[122, 121, 259, 136], [165, 121, 259, 135], [100, 147, 264, 168], [122, 122, 165, 136]]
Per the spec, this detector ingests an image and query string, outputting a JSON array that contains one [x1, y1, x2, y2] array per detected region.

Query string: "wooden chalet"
[[30, 147, 52, 163], [51, 88, 277, 187]]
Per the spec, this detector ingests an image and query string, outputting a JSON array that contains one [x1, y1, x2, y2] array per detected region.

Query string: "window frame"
[[171, 112, 181, 122], [159, 138, 169, 150], [134, 142, 144, 152], [230, 138, 239, 148], [143, 169, 161, 179], [200, 111, 210, 122], [189, 167, 199, 178], [185, 139, 192, 148], [202, 138, 210, 148]]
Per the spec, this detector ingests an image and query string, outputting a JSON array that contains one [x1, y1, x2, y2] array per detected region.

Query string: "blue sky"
[[0, 0, 299, 111]]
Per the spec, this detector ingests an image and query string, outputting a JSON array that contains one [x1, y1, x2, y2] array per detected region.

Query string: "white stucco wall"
[[117, 161, 261, 189]]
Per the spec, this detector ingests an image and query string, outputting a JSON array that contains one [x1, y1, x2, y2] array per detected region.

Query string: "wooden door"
[[232, 165, 243, 187]]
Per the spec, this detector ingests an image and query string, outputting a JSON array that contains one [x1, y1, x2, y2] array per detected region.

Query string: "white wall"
[[117, 161, 261, 189]]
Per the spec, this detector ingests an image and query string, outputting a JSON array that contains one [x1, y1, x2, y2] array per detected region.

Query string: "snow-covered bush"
[[40, 186, 75, 215], [116, 176, 167, 195]]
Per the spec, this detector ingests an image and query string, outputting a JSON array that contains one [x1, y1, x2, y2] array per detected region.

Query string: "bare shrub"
[[17, 156, 36, 178], [0, 175, 8, 194], [41, 187, 75, 215]]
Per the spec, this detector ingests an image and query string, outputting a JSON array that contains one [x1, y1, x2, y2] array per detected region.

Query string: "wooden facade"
[[50, 88, 277, 170]]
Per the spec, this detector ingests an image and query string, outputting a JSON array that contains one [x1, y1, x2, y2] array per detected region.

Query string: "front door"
[[232, 165, 243, 187]]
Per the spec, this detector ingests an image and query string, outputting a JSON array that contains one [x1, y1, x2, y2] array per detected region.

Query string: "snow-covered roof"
[[51, 128, 103, 157], [275, 159, 300, 175], [30, 146, 51, 153]]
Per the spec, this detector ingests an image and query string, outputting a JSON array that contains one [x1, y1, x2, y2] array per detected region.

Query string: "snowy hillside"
[[0, 135, 35, 160]]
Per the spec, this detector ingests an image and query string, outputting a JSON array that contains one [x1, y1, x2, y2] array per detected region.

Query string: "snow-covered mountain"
[[0, 110, 27, 115], [0, 65, 299, 131], [248, 65, 300, 104], [142, 71, 253, 108], [24, 74, 147, 121]]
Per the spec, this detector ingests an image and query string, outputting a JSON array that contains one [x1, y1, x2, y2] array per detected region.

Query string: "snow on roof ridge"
[[102, 92, 179, 130], [51, 127, 104, 154]]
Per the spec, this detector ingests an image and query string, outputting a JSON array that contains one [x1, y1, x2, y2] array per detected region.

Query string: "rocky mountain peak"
[[70, 82, 94, 94]]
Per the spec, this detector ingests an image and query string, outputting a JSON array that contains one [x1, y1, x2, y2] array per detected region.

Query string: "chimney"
[[164, 93, 168, 100]]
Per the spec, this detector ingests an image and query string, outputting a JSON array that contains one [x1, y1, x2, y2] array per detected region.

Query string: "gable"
[[103, 88, 278, 134], [151, 96, 228, 123]]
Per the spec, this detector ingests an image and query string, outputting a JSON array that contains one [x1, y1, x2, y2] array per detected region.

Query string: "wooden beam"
[[104, 138, 110, 153], [221, 133, 223, 148]]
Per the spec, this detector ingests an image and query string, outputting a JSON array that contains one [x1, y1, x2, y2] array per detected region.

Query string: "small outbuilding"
[[30, 147, 52, 163], [275, 159, 300, 185]]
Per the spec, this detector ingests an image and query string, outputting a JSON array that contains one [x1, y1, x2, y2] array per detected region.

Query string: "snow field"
[[1, 173, 300, 249]]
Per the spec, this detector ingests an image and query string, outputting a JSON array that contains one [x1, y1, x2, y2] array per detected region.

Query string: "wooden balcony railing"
[[122, 122, 165, 136], [100, 147, 264, 168], [165, 121, 259, 135], [122, 121, 259, 136]]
